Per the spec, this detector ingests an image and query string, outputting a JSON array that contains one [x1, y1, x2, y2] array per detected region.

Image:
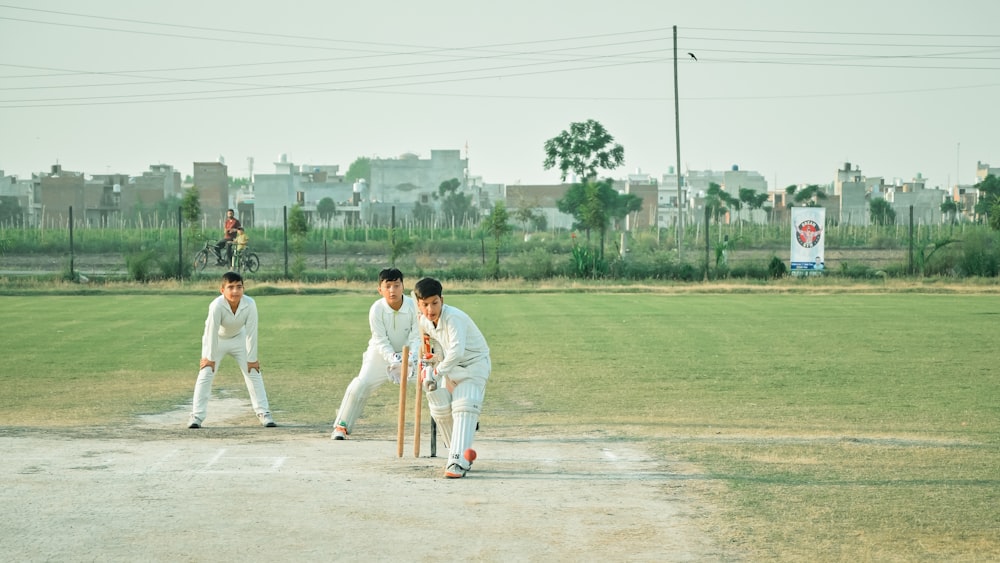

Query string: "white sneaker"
[[444, 463, 467, 478], [187, 415, 202, 429], [331, 423, 348, 440], [258, 412, 277, 427]]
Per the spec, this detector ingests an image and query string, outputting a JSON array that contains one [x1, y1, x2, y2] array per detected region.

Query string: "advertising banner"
[[790, 206, 825, 272]]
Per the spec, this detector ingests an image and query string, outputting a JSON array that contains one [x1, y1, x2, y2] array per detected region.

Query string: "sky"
[[1, 0, 998, 191]]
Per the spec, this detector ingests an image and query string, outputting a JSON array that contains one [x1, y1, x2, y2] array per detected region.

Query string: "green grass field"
[[2, 288, 998, 561]]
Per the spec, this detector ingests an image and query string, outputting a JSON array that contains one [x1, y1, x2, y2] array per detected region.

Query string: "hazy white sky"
[[1, 0, 998, 190]]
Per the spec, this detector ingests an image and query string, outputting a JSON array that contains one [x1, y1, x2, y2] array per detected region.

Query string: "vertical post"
[[68, 206, 75, 279], [673, 25, 683, 260], [283, 205, 289, 278], [908, 205, 914, 275], [704, 204, 710, 280], [177, 206, 183, 280]]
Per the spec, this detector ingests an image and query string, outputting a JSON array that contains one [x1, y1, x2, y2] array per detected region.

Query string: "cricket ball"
[[464, 448, 477, 463]]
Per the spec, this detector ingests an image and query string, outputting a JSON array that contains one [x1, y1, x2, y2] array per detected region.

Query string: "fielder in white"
[[413, 277, 490, 479], [188, 271, 276, 429], [331, 268, 420, 440]]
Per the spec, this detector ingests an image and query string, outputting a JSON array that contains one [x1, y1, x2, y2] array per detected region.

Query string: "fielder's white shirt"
[[368, 295, 421, 363], [202, 294, 259, 362]]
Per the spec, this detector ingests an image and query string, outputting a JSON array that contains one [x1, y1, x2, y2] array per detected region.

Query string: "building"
[[192, 160, 229, 227]]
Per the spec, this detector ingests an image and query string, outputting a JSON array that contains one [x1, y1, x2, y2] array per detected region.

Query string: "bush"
[[126, 250, 158, 282], [768, 256, 787, 279]]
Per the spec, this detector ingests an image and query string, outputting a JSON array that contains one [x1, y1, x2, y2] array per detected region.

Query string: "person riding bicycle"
[[215, 209, 241, 265]]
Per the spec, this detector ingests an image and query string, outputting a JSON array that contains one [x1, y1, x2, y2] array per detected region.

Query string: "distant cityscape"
[[1, 149, 997, 230]]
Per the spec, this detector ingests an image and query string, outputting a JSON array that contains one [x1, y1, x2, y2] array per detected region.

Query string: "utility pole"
[[673, 25, 684, 260]]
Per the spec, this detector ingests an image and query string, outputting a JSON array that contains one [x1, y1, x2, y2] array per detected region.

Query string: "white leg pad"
[[335, 377, 371, 431], [449, 381, 484, 468], [425, 387, 453, 449]]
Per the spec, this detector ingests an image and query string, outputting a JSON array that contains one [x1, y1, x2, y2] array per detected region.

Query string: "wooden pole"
[[396, 346, 409, 457]]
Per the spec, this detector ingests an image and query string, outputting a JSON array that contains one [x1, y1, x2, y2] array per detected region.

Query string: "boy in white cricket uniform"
[[188, 271, 276, 428], [332, 268, 420, 440], [413, 277, 490, 479]]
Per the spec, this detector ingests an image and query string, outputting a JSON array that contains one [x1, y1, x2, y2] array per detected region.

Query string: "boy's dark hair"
[[379, 268, 404, 284], [222, 271, 243, 284], [413, 277, 442, 300]]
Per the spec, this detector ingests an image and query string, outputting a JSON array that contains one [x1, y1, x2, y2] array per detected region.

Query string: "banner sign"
[[790, 207, 825, 271]]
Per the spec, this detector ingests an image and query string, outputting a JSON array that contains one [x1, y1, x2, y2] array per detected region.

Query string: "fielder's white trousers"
[[334, 349, 393, 431], [191, 333, 270, 423]]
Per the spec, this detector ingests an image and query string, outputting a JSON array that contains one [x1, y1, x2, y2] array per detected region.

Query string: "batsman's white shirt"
[[202, 294, 259, 362], [419, 304, 490, 383]]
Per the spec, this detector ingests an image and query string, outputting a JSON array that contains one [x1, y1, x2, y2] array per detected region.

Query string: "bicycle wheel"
[[193, 249, 210, 272], [244, 253, 260, 273]]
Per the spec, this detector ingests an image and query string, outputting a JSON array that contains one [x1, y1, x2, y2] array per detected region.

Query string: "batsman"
[[412, 277, 491, 479]]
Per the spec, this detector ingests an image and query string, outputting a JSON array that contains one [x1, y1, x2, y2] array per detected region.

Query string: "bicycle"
[[231, 245, 260, 274], [193, 239, 231, 272]]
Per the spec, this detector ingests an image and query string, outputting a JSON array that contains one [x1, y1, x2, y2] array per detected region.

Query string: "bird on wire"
[[688, 52, 697, 61]]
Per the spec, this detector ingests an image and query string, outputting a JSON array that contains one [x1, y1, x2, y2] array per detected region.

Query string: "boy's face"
[[416, 295, 443, 324], [220, 279, 244, 306], [378, 278, 404, 308]]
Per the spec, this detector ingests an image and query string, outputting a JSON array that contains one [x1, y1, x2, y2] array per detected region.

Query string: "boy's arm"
[[201, 301, 222, 368], [244, 300, 259, 365], [368, 302, 397, 362]]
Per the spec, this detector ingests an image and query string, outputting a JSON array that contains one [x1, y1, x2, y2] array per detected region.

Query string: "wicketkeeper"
[[331, 268, 421, 440]]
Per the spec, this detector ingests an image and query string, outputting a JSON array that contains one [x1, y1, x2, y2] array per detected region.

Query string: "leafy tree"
[[738, 188, 769, 222], [869, 197, 896, 225], [543, 119, 625, 182], [181, 186, 201, 228], [438, 178, 477, 226], [412, 201, 434, 224], [787, 184, 828, 207], [514, 206, 540, 232], [705, 183, 737, 225], [482, 201, 512, 278], [345, 157, 371, 184], [287, 204, 309, 279], [557, 179, 627, 258], [317, 197, 337, 223], [940, 199, 960, 225], [288, 203, 309, 237], [230, 177, 250, 189], [0, 196, 24, 226], [972, 174, 1000, 226]]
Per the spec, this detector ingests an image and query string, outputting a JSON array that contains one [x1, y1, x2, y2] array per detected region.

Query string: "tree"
[[181, 186, 201, 228], [287, 204, 309, 279], [438, 178, 476, 226], [412, 201, 434, 224], [543, 119, 625, 182], [0, 196, 24, 226], [973, 174, 1000, 226], [705, 183, 734, 225], [288, 203, 309, 237], [869, 197, 896, 226], [482, 201, 512, 278], [556, 179, 628, 258], [787, 184, 828, 207], [317, 197, 337, 224], [345, 157, 371, 184], [514, 206, 538, 232], [940, 199, 960, 225]]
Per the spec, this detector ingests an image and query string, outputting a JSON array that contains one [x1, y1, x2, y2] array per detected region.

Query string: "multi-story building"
[[192, 160, 229, 227]]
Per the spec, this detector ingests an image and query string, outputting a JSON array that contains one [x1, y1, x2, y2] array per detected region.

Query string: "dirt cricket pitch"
[[1, 396, 728, 562]]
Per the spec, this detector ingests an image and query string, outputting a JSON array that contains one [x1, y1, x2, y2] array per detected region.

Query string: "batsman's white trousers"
[[428, 357, 490, 468], [191, 332, 270, 422]]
